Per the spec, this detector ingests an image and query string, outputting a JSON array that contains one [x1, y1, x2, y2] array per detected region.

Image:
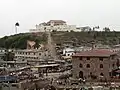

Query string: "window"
[[87, 57, 90, 60], [44, 27, 46, 30], [99, 57, 103, 61], [79, 57, 82, 60], [90, 72, 92, 75], [66, 89, 70, 90], [72, 89, 76, 90], [79, 63, 83, 68], [39, 53, 41, 55], [111, 56, 114, 59], [86, 64, 90, 68], [68, 54, 70, 56], [109, 72, 112, 77], [112, 64, 115, 67], [116, 59, 119, 67], [100, 73, 104, 76], [100, 64, 103, 68]]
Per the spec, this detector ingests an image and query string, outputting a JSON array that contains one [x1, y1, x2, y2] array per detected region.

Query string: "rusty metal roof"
[[73, 49, 116, 57]]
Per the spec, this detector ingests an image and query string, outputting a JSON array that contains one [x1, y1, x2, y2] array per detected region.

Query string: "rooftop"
[[73, 49, 116, 57], [33, 64, 60, 68], [47, 20, 66, 23], [15, 49, 42, 53]]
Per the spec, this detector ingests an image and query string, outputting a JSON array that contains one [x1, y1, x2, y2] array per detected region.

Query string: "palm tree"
[[103, 27, 110, 32]]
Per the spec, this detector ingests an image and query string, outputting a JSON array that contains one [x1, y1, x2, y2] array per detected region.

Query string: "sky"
[[0, 0, 120, 37]]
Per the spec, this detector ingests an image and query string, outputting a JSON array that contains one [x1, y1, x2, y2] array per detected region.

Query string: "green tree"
[[3, 50, 15, 61], [103, 27, 110, 32]]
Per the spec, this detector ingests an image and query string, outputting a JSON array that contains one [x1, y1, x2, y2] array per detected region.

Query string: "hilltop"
[[0, 32, 47, 49]]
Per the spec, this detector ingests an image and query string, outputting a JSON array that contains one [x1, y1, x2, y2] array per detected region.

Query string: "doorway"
[[79, 71, 83, 78]]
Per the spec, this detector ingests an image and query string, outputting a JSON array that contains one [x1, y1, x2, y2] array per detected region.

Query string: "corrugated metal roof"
[[73, 49, 116, 57], [0, 76, 17, 82]]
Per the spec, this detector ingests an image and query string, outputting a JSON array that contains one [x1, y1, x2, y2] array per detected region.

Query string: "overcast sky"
[[0, 0, 120, 37]]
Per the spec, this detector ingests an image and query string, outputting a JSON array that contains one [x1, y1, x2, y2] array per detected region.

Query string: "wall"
[[30, 24, 81, 32], [63, 48, 75, 55], [14, 50, 44, 61], [72, 56, 117, 80]]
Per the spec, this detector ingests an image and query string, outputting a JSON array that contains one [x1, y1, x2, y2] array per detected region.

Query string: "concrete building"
[[80, 26, 92, 32], [62, 48, 75, 60], [74, 46, 92, 52], [30, 20, 81, 32], [63, 48, 75, 56], [111, 44, 120, 52], [72, 49, 118, 81], [14, 49, 46, 61], [0, 49, 6, 61]]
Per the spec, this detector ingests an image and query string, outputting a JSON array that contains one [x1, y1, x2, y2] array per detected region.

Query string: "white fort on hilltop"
[[30, 20, 81, 32]]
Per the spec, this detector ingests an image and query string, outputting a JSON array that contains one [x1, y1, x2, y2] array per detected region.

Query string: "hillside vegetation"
[[1, 31, 120, 49], [0, 32, 47, 49], [51, 31, 120, 46]]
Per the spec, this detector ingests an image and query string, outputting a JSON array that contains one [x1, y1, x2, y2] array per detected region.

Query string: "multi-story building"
[[62, 48, 75, 59], [111, 44, 120, 52], [63, 48, 75, 56], [30, 20, 81, 32], [74, 46, 92, 52], [72, 49, 118, 81], [14, 49, 48, 61], [0, 49, 6, 61]]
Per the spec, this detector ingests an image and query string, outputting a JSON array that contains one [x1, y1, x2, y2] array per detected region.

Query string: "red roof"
[[73, 49, 116, 57], [47, 20, 66, 23], [115, 70, 120, 73]]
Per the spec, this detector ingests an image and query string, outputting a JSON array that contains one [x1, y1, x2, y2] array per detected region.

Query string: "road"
[[47, 31, 57, 60]]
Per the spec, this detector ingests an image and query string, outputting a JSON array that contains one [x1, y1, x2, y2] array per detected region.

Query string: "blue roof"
[[0, 76, 17, 82]]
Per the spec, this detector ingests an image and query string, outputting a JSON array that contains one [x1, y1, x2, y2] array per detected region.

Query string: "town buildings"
[[72, 49, 119, 81], [0, 49, 6, 61], [111, 44, 120, 52], [29, 20, 81, 32], [63, 48, 75, 58], [74, 46, 92, 52], [14, 49, 47, 61]]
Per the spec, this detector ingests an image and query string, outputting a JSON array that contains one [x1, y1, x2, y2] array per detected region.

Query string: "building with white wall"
[[63, 48, 75, 56], [74, 46, 92, 52], [62, 48, 75, 59], [30, 20, 81, 32]]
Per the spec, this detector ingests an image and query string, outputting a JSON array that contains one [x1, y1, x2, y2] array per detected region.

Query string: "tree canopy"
[[0, 33, 47, 49], [52, 31, 120, 46]]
